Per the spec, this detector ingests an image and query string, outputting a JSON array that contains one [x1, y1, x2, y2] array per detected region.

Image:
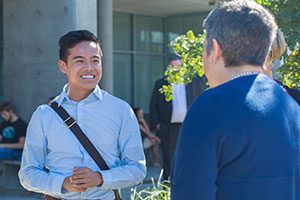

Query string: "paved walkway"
[[0, 166, 163, 200]]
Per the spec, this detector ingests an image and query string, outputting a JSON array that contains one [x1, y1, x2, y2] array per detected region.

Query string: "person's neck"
[[67, 88, 94, 102], [213, 64, 263, 87], [229, 65, 263, 80]]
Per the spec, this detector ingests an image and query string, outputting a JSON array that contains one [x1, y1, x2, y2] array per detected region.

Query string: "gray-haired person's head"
[[203, 0, 277, 68]]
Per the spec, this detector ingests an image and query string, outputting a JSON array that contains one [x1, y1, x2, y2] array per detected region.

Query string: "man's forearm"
[[100, 161, 146, 190], [0, 142, 24, 150]]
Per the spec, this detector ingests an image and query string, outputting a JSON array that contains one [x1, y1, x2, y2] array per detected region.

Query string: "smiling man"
[[19, 30, 146, 200]]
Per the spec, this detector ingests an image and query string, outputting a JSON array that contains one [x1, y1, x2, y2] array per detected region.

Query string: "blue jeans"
[[0, 148, 22, 160]]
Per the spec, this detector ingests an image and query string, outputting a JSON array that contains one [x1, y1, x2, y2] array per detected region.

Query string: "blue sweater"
[[171, 74, 300, 200]]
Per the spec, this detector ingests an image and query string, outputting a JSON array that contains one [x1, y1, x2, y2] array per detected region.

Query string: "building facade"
[[0, 0, 216, 120]]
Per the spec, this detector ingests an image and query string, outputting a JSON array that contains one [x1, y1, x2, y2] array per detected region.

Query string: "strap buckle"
[[64, 116, 76, 128]]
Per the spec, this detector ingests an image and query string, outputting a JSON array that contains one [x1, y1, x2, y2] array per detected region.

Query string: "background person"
[[134, 107, 160, 167], [263, 28, 300, 105], [0, 101, 31, 196], [47, 96, 55, 105], [171, 1, 300, 199], [0, 101, 27, 168], [149, 57, 207, 180]]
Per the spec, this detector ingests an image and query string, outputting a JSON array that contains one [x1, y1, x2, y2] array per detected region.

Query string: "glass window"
[[182, 14, 207, 35], [113, 53, 133, 105], [135, 16, 163, 53], [113, 12, 209, 114], [166, 16, 181, 54], [136, 55, 164, 112], [166, 14, 208, 55], [113, 12, 132, 50], [166, 16, 181, 44]]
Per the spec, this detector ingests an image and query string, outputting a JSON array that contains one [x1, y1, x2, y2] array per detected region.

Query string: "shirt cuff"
[[100, 170, 112, 189], [51, 174, 67, 194]]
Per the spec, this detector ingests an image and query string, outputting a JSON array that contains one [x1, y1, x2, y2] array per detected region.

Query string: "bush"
[[131, 170, 170, 200], [160, 1, 300, 100]]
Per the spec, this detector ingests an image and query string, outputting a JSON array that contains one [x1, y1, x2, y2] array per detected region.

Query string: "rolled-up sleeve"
[[101, 106, 146, 189]]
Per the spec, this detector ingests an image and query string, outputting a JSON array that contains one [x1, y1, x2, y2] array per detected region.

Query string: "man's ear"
[[58, 60, 67, 74], [211, 39, 222, 63]]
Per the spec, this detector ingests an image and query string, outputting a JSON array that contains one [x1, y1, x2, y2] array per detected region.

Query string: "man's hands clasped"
[[62, 166, 103, 192]]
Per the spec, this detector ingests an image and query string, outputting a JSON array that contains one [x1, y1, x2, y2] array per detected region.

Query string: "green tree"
[[160, 31, 206, 101], [161, 0, 300, 100], [256, 0, 300, 88]]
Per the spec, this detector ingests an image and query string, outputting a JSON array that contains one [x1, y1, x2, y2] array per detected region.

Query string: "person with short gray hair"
[[204, 0, 277, 69], [171, 1, 300, 199]]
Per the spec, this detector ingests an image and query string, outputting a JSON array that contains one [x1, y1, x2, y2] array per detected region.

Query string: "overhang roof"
[[113, 0, 219, 17]]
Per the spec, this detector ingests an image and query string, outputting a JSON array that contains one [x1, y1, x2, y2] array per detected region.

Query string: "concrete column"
[[97, 0, 113, 94], [75, 1, 97, 34], [3, 0, 97, 121]]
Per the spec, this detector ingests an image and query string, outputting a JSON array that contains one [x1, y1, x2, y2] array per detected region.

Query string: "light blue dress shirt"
[[19, 84, 146, 200]]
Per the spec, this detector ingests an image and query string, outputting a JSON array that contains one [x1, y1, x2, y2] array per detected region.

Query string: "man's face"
[[60, 41, 102, 94], [170, 59, 181, 69], [1, 110, 12, 122]]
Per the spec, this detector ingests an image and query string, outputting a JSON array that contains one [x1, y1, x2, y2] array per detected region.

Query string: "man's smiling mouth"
[[81, 75, 95, 79]]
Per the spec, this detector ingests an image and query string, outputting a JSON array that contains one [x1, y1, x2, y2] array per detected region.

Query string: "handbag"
[[50, 102, 122, 200]]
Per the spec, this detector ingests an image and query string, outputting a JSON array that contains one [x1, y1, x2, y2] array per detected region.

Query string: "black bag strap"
[[50, 102, 109, 170], [50, 102, 121, 200]]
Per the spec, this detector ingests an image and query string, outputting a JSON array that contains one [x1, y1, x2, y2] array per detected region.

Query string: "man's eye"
[[93, 60, 100, 64], [76, 60, 84, 63]]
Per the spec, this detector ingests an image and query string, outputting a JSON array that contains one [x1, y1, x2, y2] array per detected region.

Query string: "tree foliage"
[[256, 0, 300, 89], [160, 31, 206, 101], [161, 0, 300, 100]]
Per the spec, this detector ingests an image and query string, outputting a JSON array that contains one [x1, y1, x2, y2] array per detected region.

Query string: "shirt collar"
[[56, 84, 103, 106], [93, 84, 103, 100]]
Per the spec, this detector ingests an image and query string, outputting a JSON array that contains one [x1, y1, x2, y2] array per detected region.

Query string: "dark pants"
[[159, 123, 181, 181]]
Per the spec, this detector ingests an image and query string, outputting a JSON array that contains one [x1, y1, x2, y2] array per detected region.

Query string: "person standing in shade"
[[134, 107, 161, 167], [19, 30, 146, 200], [171, 1, 300, 199], [149, 57, 207, 180]]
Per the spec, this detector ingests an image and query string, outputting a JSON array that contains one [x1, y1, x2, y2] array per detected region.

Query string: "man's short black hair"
[[0, 101, 14, 112], [133, 107, 141, 115], [169, 56, 181, 63], [58, 30, 100, 63]]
